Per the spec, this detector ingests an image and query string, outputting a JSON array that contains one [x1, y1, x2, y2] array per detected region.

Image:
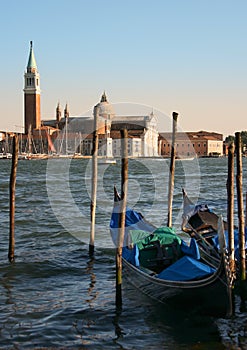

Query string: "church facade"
[[42, 92, 159, 157]]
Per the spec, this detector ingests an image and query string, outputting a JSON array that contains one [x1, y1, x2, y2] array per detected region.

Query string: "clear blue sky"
[[1, 0, 246, 137]]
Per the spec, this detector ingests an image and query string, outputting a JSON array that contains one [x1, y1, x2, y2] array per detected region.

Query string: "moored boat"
[[110, 188, 233, 317], [98, 157, 116, 165], [181, 189, 246, 299]]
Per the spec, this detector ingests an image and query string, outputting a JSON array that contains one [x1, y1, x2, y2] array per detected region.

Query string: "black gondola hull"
[[123, 257, 230, 317]]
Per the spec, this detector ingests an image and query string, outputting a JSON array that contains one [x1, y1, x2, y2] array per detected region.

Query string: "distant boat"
[[98, 157, 116, 165], [175, 156, 195, 161], [26, 153, 48, 160], [72, 153, 84, 159], [0, 152, 12, 159], [18, 153, 28, 160]]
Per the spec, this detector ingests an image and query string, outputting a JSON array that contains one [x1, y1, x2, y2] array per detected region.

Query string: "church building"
[[21, 42, 223, 158], [22, 41, 159, 157]]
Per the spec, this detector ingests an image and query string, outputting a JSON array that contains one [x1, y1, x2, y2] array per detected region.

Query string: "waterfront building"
[[111, 110, 159, 157], [0, 132, 5, 142], [159, 131, 223, 158]]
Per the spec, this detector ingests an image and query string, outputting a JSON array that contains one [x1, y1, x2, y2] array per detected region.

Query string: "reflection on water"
[[0, 157, 246, 348]]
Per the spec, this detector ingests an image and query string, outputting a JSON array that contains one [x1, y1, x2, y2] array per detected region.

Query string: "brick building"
[[159, 131, 223, 158]]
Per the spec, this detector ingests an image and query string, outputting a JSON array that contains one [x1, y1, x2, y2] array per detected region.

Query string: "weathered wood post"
[[218, 215, 233, 317], [235, 132, 246, 282], [227, 142, 235, 272], [116, 128, 128, 307], [167, 112, 178, 228], [246, 191, 247, 228], [9, 135, 19, 263], [89, 105, 99, 255]]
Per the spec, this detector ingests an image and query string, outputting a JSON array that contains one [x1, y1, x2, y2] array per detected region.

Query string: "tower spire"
[[27, 40, 37, 72], [100, 91, 107, 103], [56, 101, 62, 122], [64, 103, 69, 119]]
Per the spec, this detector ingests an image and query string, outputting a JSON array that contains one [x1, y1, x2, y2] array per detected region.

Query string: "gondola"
[[181, 188, 247, 266], [181, 188, 226, 265], [110, 187, 233, 317], [181, 189, 246, 298]]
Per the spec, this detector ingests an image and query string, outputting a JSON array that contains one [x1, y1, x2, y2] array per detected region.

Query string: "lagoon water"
[[0, 157, 247, 349]]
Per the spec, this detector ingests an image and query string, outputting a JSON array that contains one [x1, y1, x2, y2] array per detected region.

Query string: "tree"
[[240, 131, 247, 146], [225, 135, 235, 144], [224, 131, 247, 154]]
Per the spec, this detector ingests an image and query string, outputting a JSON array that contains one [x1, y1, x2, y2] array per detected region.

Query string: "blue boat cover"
[[180, 238, 200, 260], [110, 205, 155, 247], [110, 207, 144, 229], [123, 245, 140, 267], [212, 228, 247, 259], [157, 255, 216, 281]]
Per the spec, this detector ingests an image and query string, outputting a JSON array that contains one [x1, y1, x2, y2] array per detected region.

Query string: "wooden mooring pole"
[[218, 215, 233, 317], [235, 132, 246, 282], [167, 112, 178, 228], [89, 105, 99, 256], [9, 135, 19, 263], [116, 128, 128, 308], [246, 191, 247, 228], [227, 142, 235, 272]]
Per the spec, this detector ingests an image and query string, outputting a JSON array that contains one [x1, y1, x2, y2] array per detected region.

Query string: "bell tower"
[[24, 41, 41, 134]]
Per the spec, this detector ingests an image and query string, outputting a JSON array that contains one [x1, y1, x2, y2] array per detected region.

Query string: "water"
[[0, 157, 247, 349]]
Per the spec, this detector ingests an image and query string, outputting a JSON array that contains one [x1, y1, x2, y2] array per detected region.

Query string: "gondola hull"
[[122, 257, 230, 317]]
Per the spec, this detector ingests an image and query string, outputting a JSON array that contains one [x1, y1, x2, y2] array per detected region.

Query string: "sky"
[[1, 0, 246, 137]]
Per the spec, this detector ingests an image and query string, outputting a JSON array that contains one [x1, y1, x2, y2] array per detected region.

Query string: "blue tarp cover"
[[110, 208, 143, 229], [110, 206, 155, 247], [123, 246, 140, 266], [180, 239, 200, 260], [212, 228, 247, 259], [157, 255, 216, 281]]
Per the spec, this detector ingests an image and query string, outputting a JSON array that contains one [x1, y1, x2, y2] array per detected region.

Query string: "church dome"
[[97, 92, 115, 119]]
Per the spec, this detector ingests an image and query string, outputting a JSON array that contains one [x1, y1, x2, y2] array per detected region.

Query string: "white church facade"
[[43, 92, 159, 158]]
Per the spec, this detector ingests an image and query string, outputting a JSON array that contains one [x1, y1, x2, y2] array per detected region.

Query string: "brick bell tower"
[[24, 41, 41, 134]]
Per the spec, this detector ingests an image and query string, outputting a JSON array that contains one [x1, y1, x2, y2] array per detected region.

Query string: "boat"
[[175, 156, 195, 161], [98, 157, 116, 165], [181, 189, 246, 299], [110, 187, 233, 317], [0, 152, 12, 159]]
